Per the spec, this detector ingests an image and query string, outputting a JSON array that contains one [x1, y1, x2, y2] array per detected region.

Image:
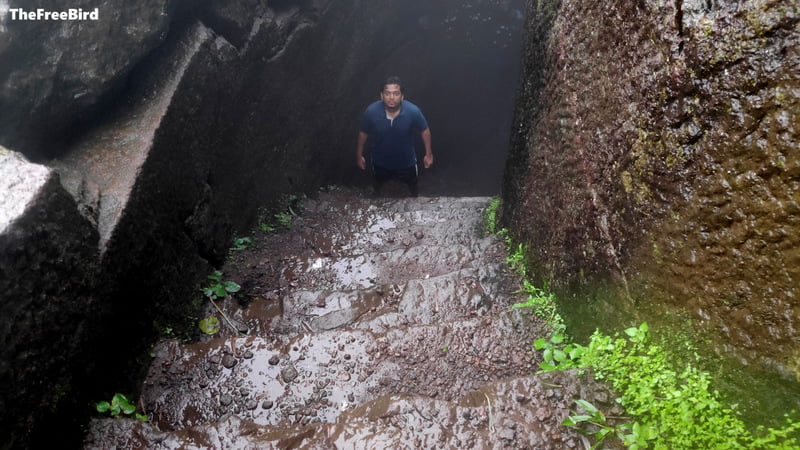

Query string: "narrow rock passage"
[[85, 192, 611, 449]]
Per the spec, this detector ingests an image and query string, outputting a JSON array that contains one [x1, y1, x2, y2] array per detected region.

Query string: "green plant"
[[512, 279, 562, 326], [274, 212, 292, 229], [232, 237, 253, 250], [500, 230, 564, 326], [96, 393, 149, 421], [534, 324, 581, 371], [198, 316, 220, 335], [200, 271, 243, 335], [563, 399, 622, 449], [201, 271, 241, 300], [484, 198, 502, 234], [505, 242, 527, 276], [537, 323, 800, 449]]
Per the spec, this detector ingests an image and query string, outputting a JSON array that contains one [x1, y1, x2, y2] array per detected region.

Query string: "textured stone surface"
[[0, 147, 51, 232], [84, 193, 614, 449], [0, 147, 98, 449], [503, 1, 800, 374], [0, 0, 173, 159]]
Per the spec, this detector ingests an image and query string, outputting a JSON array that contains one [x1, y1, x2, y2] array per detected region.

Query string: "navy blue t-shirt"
[[359, 100, 429, 170]]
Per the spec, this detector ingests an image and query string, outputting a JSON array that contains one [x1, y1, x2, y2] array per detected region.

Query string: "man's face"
[[381, 84, 403, 111]]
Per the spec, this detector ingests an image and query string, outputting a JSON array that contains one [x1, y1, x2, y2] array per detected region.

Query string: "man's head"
[[381, 76, 404, 112]]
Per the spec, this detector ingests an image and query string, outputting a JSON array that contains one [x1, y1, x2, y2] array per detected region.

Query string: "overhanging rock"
[[52, 22, 219, 253]]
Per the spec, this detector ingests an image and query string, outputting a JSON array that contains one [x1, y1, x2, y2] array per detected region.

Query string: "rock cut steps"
[[85, 192, 609, 449]]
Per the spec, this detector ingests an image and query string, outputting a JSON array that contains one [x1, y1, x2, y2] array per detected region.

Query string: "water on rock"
[[85, 191, 615, 449]]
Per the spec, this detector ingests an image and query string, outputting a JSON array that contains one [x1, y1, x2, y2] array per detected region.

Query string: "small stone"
[[246, 399, 259, 410], [269, 355, 280, 365], [414, 231, 424, 239], [281, 365, 299, 383], [220, 394, 233, 406], [222, 354, 238, 369], [262, 400, 274, 409], [243, 350, 254, 359], [535, 407, 551, 421]]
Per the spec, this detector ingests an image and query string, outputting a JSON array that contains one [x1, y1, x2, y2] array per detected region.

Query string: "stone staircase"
[[85, 192, 608, 449]]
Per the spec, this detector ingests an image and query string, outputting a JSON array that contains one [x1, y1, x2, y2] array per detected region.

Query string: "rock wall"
[[0, 148, 99, 449], [504, 0, 799, 375]]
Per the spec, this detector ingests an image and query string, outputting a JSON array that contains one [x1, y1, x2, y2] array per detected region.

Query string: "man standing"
[[357, 76, 433, 197]]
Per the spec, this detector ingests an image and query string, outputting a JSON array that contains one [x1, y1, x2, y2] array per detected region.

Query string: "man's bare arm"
[[421, 128, 433, 168], [357, 131, 368, 170]]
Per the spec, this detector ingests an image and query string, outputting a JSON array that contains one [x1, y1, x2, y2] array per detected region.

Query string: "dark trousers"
[[373, 164, 418, 197]]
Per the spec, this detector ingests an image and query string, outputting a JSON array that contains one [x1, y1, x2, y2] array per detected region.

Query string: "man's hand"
[[357, 155, 366, 170], [423, 153, 433, 169]]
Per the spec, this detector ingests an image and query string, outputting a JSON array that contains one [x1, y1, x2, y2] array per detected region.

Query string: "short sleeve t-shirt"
[[359, 100, 429, 170]]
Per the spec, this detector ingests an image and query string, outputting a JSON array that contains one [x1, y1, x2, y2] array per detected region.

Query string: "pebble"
[[281, 365, 299, 382], [262, 400, 274, 409], [222, 354, 238, 369], [269, 355, 280, 365], [220, 394, 233, 406]]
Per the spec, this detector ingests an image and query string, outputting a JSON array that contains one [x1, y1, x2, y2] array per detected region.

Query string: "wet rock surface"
[[85, 192, 614, 448], [504, 0, 800, 374]]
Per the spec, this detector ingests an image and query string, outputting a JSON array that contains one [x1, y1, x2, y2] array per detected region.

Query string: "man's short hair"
[[382, 76, 403, 94]]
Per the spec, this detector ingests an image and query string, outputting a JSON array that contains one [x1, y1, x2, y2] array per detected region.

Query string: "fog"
[[346, 0, 527, 196]]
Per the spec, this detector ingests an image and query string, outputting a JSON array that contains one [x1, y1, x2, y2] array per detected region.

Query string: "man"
[[357, 76, 433, 197]]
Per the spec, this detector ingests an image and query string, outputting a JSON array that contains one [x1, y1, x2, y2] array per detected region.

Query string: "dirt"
[[84, 189, 616, 449]]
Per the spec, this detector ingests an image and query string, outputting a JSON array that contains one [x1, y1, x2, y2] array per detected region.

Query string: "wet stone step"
[[279, 242, 494, 291], [88, 369, 610, 450], [137, 311, 543, 432], [295, 217, 493, 258], [231, 266, 513, 338], [84, 192, 604, 448]]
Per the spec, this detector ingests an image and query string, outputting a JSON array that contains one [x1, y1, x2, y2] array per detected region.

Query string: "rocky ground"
[[85, 190, 616, 449]]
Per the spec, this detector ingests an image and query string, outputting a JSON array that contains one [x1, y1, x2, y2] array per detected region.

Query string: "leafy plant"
[[201, 270, 241, 300], [484, 198, 502, 234], [198, 316, 220, 335], [232, 237, 253, 250], [274, 212, 292, 229], [96, 393, 148, 421], [534, 324, 581, 371], [512, 279, 562, 326], [200, 271, 243, 335], [536, 322, 800, 449], [563, 399, 622, 449]]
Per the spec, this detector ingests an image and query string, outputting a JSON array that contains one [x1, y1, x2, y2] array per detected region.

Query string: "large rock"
[[0, 147, 98, 449], [503, 0, 800, 374], [0, 0, 173, 160]]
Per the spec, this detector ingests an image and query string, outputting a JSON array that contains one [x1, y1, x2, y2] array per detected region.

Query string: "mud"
[[85, 191, 616, 448]]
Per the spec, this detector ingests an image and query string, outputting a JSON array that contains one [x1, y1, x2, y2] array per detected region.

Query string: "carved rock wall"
[[504, 0, 799, 374]]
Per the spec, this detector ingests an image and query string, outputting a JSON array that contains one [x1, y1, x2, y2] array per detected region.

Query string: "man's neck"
[[385, 105, 401, 119]]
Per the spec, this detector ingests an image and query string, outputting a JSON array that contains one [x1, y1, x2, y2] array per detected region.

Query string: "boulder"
[[0, 147, 98, 449]]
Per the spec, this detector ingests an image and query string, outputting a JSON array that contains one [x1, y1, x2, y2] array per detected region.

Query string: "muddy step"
[[136, 308, 545, 433], [230, 265, 515, 337], [86, 369, 611, 449], [294, 199, 495, 258], [85, 192, 592, 449]]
